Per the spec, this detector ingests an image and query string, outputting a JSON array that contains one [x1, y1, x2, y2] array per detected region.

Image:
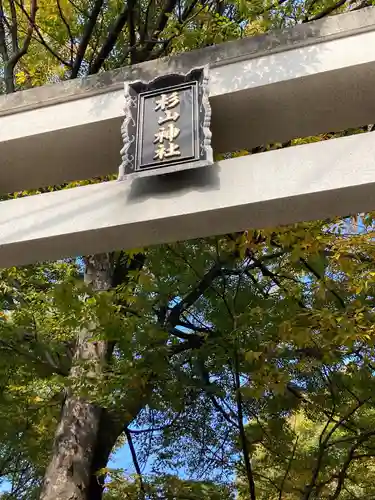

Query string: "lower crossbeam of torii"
[[1, 6, 375, 268]]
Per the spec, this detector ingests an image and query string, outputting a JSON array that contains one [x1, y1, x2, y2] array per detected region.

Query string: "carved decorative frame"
[[118, 65, 213, 180]]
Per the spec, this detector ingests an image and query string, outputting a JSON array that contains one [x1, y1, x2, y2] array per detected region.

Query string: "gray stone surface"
[[1, 129, 375, 267], [1, 7, 374, 116]]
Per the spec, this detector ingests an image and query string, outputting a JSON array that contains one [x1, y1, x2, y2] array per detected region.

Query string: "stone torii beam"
[[1, 7, 375, 267]]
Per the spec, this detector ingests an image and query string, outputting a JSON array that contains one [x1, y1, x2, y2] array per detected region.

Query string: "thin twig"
[[14, 0, 71, 67], [299, 257, 346, 309], [71, 0, 104, 77], [234, 346, 256, 500], [89, 3, 128, 74], [8, 0, 19, 53], [8, 0, 37, 67], [279, 435, 299, 499], [0, 0, 9, 65], [303, 399, 371, 500], [303, 0, 347, 22], [127, 0, 137, 64], [56, 0, 75, 66], [124, 427, 146, 498]]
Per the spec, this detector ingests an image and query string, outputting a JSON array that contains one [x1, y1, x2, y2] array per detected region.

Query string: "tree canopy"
[[1, 1, 375, 499]]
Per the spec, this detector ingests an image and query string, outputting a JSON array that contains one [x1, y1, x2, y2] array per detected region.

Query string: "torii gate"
[[1, 7, 375, 268]]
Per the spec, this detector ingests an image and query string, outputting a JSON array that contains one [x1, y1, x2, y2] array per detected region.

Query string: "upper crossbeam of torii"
[[1, 7, 375, 268]]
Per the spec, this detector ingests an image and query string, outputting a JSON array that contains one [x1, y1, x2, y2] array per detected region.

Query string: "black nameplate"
[[120, 66, 213, 178]]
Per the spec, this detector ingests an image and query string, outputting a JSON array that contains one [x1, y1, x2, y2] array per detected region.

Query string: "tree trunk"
[[40, 255, 116, 500], [87, 410, 125, 500], [4, 64, 15, 93], [39, 395, 103, 500]]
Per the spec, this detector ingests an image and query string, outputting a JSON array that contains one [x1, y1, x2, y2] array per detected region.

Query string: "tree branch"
[[137, 0, 177, 62], [253, 257, 307, 310], [127, 0, 137, 65], [279, 435, 298, 499], [299, 257, 346, 309], [14, 0, 71, 67], [329, 431, 375, 500], [8, 0, 18, 53], [127, 413, 181, 434], [71, 0, 104, 78], [167, 261, 226, 328], [234, 348, 256, 500], [0, 338, 68, 377], [303, 398, 370, 500], [303, 0, 347, 23], [89, 3, 128, 74], [124, 427, 146, 498], [200, 364, 239, 428], [178, 319, 212, 334], [167, 336, 205, 355], [0, 0, 9, 66], [350, 0, 372, 11], [56, 0, 74, 66], [1, 0, 36, 92], [151, 0, 204, 60], [8, 0, 37, 68], [169, 326, 203, 342], [139, 0, 152, 45], [67, 0, 85, 15]]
